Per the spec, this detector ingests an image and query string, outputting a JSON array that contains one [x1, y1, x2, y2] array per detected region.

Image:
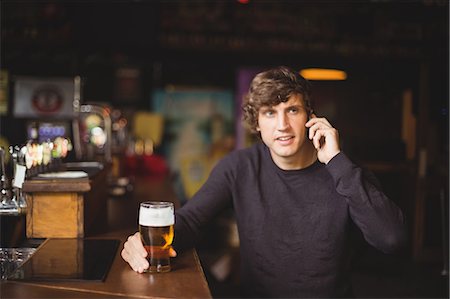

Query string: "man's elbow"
[[379, 228, 408, 254]]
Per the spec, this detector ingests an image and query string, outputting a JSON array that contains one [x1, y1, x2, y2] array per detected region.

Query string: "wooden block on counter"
[[23, 164, 110, 239], [26, 193, 84, 238]]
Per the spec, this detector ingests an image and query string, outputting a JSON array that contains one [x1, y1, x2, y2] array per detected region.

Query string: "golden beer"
[[139, 202, 174, 273], [139, 225, 174, 272]]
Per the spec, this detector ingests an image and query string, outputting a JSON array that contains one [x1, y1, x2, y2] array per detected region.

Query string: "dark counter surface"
[[2, 230, 211, 298]]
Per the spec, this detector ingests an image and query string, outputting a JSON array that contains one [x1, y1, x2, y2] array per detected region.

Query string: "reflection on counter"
[[0, 247, 36, 280], [7, 239, 119, 282]]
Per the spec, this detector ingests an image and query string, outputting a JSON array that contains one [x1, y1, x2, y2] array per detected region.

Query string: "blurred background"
[[0, 1, 448, 298]]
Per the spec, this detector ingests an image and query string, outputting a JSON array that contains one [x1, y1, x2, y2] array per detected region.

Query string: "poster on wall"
[[13, 77, 75, 119], [152, 88, 234, 199]]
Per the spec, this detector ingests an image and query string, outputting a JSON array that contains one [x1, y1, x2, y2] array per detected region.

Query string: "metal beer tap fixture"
[[0, 146, 22, 215], [10, 145, 27, 212], [0, 146, 27, 215], [0, 138, 73, 215], [0, 147, 12, 206]]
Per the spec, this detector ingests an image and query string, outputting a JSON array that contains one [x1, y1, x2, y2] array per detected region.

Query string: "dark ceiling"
[[0, 0, 448, 156], [1, 1, 448, 62], [0, 1, 448, 101]]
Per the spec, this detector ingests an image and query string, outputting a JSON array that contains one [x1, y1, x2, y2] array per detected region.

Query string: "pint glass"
[[139, 201, 174, 273]]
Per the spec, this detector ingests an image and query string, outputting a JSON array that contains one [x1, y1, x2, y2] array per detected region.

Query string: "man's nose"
[[277, 113, 289, 130]]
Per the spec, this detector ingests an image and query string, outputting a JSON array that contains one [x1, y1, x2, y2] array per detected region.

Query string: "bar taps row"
[[0, 146, 27, 216], [0, 137, 72, 216]]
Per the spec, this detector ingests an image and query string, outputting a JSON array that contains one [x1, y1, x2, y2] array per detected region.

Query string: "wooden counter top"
[[23, 177, 91, 193], [1, 230, 212, 299], [22, 161, 109, 193]]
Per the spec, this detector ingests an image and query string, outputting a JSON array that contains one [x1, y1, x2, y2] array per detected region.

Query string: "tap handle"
[[0, 146, 11, 200], [18, 146, 26, 166], [0, 147, 6, 179], [9, 146, 18, 177]]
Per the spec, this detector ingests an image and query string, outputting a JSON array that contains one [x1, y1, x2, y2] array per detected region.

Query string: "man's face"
[[257, 94, 310, 166]]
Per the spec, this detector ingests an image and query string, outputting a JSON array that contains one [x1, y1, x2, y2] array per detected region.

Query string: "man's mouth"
[[276, 136, 294, 141]]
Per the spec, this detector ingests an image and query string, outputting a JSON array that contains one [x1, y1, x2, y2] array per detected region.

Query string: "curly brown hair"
[[242, 66, 313, 133]]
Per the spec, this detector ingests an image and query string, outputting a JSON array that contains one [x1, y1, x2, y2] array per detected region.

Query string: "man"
[[122, 66, 407, 298]]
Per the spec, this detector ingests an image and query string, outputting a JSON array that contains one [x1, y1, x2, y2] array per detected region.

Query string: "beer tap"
[[17, 146, 28, 210], [10, 145, 27, 214], [8, 146, 20, 208], [0, 147, 20, 215], [0, 147, 12, 205]]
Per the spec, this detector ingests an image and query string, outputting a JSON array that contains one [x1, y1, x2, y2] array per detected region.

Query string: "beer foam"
[[139, 205, 174, 227]]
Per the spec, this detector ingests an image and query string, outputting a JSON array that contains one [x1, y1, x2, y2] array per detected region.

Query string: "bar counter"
[[2, 230, 212, 298], [2, 171, 212, 298]]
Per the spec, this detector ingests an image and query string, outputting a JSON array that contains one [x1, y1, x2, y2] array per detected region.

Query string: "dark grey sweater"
[[174, 142, 406, 298]]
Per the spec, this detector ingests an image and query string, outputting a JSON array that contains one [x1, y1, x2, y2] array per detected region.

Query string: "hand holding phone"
[[305, 114, 340, 164]]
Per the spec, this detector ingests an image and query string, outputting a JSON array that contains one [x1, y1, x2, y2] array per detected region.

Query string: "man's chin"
[[271, 148, 297, 159]]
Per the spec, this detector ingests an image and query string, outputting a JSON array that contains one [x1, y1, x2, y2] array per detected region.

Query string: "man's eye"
[[264, 110, 274, 117], [288, 108, 298, 113]]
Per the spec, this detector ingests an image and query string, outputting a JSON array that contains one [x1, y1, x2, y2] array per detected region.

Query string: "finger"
[[121, 247, 130, 263], [128, 232, 147, 258], [123, 242, 140, 271], [311, 116, 332, 127], [136, 261, 149, 273], [306, 116, 332, 128], [308, 122, 329, 140], [122, 247, 144, 272], [123, 235, 149, 272], [319, 117, 332, 127], [130, 253, 149, 273], [132, 233, 150, 271], [170, 247, 177, 257], [312, 129, 325, 149]]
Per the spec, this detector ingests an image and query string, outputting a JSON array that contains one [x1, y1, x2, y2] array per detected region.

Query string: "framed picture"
[[13, 77, 76, 119]]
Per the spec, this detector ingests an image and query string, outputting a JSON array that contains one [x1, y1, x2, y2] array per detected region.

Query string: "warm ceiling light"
[[300, 68, 347, 81]]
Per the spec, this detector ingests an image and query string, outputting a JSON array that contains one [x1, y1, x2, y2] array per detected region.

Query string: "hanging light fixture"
[[300, 68, 347, 81]]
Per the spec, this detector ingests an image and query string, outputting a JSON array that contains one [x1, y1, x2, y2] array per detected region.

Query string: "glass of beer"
[[139, 201, 174, 273]]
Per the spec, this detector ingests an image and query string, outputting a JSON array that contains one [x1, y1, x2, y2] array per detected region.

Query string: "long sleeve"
[[326, 152, 408, 254], [173, 157, 234, 252], [171, 143, 403, 297]]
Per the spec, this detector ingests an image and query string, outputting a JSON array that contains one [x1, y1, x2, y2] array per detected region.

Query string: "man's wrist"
[[325, 150, 341, 165]]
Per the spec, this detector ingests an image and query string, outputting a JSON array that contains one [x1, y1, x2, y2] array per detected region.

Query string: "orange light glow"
[[300, 68, 347, 81]]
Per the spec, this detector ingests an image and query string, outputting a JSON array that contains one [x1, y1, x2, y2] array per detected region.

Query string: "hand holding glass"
[[139, 201, 174, 273]]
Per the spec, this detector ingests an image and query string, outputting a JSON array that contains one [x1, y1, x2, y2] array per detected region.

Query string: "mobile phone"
[[306, 111, 311, 139]]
